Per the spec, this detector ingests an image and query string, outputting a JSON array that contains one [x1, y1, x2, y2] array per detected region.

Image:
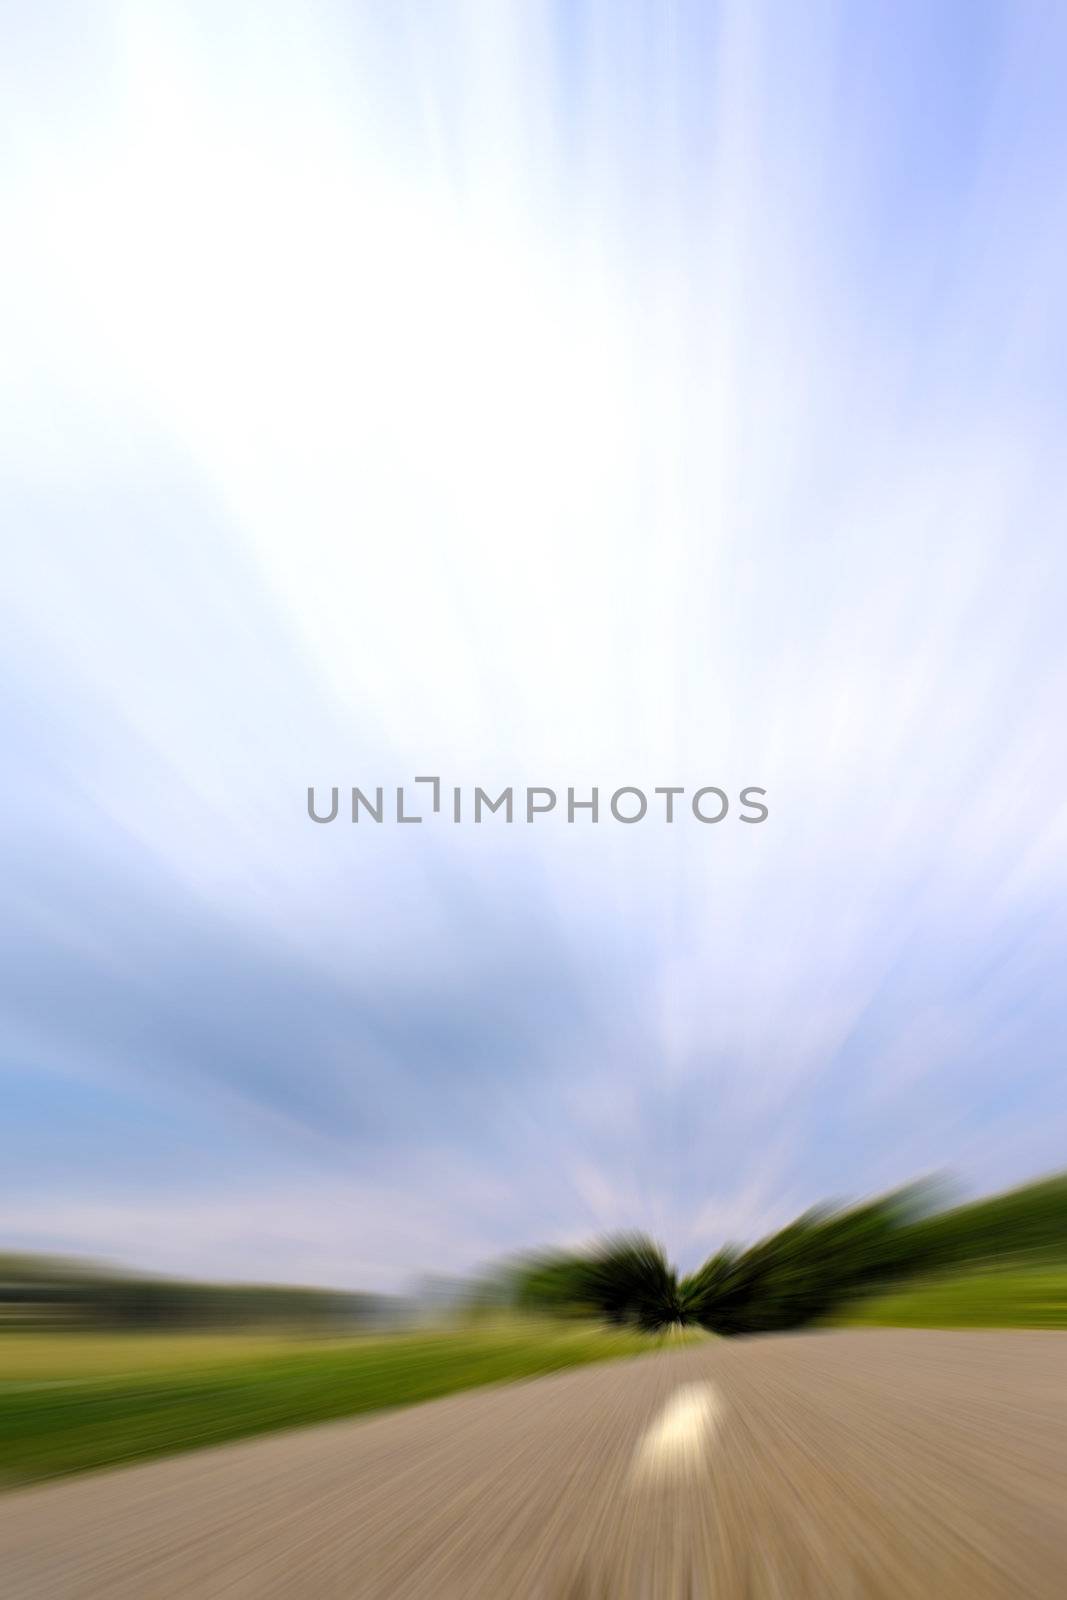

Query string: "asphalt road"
[[2, 1330, 1065, 1598]]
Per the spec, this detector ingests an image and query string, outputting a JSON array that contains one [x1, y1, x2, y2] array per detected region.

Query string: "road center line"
[[630, 1381, 724, 1484]]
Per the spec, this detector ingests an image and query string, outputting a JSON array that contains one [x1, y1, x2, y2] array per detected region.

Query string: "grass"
[[838, 1264, 1067, 1329], [0, 1320, 697, 1489]]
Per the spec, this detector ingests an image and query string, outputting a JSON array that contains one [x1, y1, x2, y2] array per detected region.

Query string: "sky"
[[2, 1, 1067, 1290]]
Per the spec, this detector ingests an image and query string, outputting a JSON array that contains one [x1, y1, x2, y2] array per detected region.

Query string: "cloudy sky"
[[3, 1, 1067, 1289]]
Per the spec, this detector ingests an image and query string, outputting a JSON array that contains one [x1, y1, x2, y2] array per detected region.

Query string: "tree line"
[[0, 1253, 396, 1332], [501, 1172, 1067, 1334], [4, 1172, 1063, 1336]]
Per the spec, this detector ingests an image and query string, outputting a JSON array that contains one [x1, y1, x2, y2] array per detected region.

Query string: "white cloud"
[[3, 1, 1067, 1281]]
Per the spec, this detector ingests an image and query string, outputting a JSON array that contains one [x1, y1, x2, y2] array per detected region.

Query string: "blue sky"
[[3, 1, 1067, 1289]]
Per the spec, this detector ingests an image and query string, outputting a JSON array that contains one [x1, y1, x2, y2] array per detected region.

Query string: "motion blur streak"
[[3, 2, 1067, 1286], [3, 4, 1067, 1588], [3, 1333, 1066, 1598]]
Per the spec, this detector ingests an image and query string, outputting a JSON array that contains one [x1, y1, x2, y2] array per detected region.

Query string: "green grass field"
[[0, 1321, 696, 1489], [840, 1264, 1067, 1329]]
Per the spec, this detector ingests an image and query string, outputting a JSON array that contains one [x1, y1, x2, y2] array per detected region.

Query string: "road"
[[2, 1330, 1065, 1598]]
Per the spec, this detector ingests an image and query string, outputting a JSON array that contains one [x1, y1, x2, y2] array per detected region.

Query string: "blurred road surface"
[[2, 1330, 1065, 1598]]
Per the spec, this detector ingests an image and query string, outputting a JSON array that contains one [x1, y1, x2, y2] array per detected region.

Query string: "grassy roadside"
[[0, 1321, 699, 1489], [838, 1264, 1067, 1329]]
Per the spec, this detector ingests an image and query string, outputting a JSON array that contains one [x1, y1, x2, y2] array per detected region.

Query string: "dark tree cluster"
[[503, 1174, 1067, 1335]]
